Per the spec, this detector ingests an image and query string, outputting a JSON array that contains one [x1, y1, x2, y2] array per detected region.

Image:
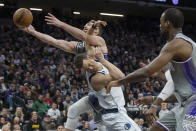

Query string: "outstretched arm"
[[106, 39, 181, 93], [21, 25, 77, 54], [45, 13, 105, 46]]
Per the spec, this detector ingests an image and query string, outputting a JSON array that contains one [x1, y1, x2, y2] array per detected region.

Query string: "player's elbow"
[[118, 73, 125, 79]]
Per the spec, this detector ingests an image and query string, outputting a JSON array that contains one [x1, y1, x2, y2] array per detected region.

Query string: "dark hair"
[[88, 20, 103, 36], [163, 8, 184, 28], [74, 53, 87, 68]]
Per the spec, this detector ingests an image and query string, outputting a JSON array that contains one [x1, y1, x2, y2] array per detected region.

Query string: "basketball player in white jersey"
[[74, 48, 141, 131], [21, 20, 109, 131]]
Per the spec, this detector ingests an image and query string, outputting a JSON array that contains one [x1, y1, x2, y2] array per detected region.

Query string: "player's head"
[[83, 20, 102, 36], [160, 8, 184, 35], [74, 53, 100, 72]]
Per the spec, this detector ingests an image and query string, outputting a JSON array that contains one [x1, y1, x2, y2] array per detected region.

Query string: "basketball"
[[13, 8, 33, 27]]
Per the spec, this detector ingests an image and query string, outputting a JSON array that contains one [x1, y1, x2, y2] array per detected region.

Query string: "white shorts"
[[102, 107, 142, 131]]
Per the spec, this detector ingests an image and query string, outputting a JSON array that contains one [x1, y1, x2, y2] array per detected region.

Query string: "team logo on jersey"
[[182, 114, 196, 131], [124, 123, 131, 130]]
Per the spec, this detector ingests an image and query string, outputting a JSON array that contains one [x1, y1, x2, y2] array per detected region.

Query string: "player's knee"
[[67, 104, 80, 118]]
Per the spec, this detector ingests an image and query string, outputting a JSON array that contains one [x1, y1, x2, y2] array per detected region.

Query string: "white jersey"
[[86, 62, 125, 109]]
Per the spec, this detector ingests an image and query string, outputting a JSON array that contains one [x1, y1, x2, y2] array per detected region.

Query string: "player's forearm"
[[100, 59, 125, 79], [164, 95, 177, 103], [31, 31, 64, 50], [152, 97, 164, 106], [31, 30, 57, 46], [59, 22, 87, 41], [118, 67, 149, 85]]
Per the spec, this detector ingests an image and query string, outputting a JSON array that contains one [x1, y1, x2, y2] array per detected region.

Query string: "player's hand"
[[106, 80, 122, 94], [45, 13, 62, 27], [20, 25, 35, 34], [144, 106, 158, 126], [94, 20, 107, 27], [95, 47, 104, 61], [135, 96, 154, 106]]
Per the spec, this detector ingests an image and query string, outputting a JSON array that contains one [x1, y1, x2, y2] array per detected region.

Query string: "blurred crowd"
[[0, 12, 196, 131]]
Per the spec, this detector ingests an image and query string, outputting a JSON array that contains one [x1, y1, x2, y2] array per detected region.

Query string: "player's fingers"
[[48, 13, 55, 18], [45, 16, 53, 19], [46, 22, 54, 25], [45, 19, 54, 23]]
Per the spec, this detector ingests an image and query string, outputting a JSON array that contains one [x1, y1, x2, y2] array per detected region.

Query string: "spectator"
[[25, 91, 34, 112], [56, 97, 64, 111], [159, 102, 170, 119], [43, 93, 53, 107], [0, 108, 10, 122], [7, 84, 17, 110], [41, 115, 56, 130], [57, 125, 65, 131], [14, 107, 24, 123], [26, 111, 43, 131], [32, 95, 49, 119], [63, 94, 73, 109], [0, 77, 7, 92], [47, 103, 61, 122], [12, 124, 21, 131]]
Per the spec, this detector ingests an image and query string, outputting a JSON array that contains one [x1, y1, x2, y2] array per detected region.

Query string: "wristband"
[[152, 96, 155, 101]]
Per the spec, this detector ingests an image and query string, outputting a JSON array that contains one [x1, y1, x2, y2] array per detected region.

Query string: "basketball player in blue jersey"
[[74, 47, 141, 131], [107, 8, 196, 131], [21, 20, 109, 131]]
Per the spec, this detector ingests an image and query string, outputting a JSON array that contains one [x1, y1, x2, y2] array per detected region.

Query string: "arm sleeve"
[[158, 70, 175, 101]]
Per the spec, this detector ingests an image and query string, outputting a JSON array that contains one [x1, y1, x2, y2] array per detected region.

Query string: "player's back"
[[170, 33, 196, 102]]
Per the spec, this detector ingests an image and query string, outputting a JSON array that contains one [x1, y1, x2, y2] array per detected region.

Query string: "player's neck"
[[168, 28, 182, 41]]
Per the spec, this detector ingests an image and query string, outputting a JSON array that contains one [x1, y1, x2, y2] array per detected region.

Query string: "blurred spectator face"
[[13, 117, 20, 124], [57, 125, 64, 131], [139, 118, 144, 126], [57, 97, 62, 103], [2, 124, 10, 131], [26, 91, 31, 97], [15, 107, 22, 115], [31, 112, 38, 121], [38, 95, 43, 102], [45, 93, 50, 99], [13, 124, 21, 131], [134, 118, 139, 125], [161, 103, 168, 110], [65, 95, 71, 102], [55, 90, 61, 96], [11, 84, 16, 91], [138, 93, 143, 98], [72, 92, 76, 98], [128, 93, 134, 100], [1, 108, 8, 117], [43, 115, 50, 122], [0, 117, 6, 124], [84, 122, 90, 129], [52, 103, 57, 110], [19, 86, 23, 92], [0, 77, 4, 83], [6, 122, 11, 129]]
